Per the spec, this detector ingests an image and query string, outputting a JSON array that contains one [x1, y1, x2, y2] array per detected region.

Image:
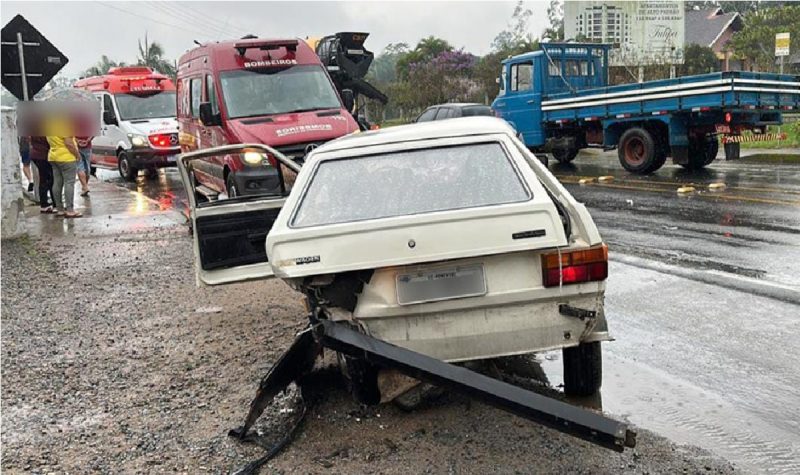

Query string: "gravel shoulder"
[[1, 218, 738, 474]]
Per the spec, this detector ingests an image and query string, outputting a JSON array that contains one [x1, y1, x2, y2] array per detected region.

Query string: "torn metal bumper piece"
[[233, 319, 636, 454]]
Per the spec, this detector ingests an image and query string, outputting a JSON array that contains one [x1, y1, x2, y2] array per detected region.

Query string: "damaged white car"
[[179, 117, 611, 398]]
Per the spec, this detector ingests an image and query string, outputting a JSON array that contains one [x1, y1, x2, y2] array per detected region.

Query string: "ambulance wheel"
[[563, 341, 602, 396], [682, 137, 718, 170], [618, 128, 657, 174], [226, 174, 239, 198], [117, 152, 138, 181], [552, 146, 579, 163]]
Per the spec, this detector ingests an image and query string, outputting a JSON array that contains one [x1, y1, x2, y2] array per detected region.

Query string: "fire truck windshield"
[[220, 65, 341, 119], [115, 92, 177, 121]]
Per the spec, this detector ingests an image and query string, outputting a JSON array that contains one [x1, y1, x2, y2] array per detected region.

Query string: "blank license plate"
[[396, 264, 486, 305], [167, 155, 177, 162]]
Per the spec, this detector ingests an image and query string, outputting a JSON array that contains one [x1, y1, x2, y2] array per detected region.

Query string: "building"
[[573, 3, 631, 46], [685, 7, 744, 71]]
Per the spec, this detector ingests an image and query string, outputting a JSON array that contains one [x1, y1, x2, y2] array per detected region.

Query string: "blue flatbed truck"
[[492, 43, 800, 174]]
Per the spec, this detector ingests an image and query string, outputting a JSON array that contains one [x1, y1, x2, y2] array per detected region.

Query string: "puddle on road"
[[537, 350, 800, 474]]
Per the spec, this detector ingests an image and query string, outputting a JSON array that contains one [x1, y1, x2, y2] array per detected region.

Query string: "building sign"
[[564, 1, 685, 66], [775, 32, 790, 57]]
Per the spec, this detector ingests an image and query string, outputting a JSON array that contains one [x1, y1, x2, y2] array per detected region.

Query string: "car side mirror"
[[103, 110, 117, 126], [341, 89, 355, 112], [199, 102, 221, 126]]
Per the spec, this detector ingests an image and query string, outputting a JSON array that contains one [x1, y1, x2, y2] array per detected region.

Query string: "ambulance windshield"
[[115, 92, 177, 121], [220, 65, 341, 119]]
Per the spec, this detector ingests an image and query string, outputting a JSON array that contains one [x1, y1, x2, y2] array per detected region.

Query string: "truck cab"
[[74, 67, 180, 181], [493, 44, 609, 161], [176, 37, 359, 199]]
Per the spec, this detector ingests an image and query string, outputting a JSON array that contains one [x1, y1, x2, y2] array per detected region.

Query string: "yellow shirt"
[[47, 136, 78, 163]]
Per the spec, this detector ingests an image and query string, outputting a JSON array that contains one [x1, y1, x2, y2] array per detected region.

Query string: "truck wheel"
[[682, 137, 718, 170], [618, 128, 657, 174], [724, 142, 740, 160], [117, 152, 138, 181], [225, 174, 239, 198], [552, 146, 579, 163], [563, 341, 602, 396]]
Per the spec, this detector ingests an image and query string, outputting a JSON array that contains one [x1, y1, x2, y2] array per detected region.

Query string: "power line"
[[145, 2, 242, 40], [95, 1, 214, 38]]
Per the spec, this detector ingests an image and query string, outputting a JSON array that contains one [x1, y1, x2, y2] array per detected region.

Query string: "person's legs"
[[21, 151, 33, 192], [62, 161, 78, 214], [34, 160, 54, 211], [77, 149, 90, 194], [51, 162, 65, 213]]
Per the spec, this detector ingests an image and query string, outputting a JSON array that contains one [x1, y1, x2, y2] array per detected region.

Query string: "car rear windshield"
[[115, 92, 176, 121], [291, 142, 530, 228], [462, 105, 493, 117], [220, 65, 341, 119]]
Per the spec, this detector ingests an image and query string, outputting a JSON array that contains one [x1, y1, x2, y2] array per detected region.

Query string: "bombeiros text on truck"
[[493, 43, 800, 173], [74, 66, 180, 181]]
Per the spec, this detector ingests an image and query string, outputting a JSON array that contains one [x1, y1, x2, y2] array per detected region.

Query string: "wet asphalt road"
[[91, 149, 800, 473]]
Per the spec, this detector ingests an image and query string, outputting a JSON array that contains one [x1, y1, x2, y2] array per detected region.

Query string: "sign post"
[[775, 32, 790, 75], [1, 14, 68, 101]]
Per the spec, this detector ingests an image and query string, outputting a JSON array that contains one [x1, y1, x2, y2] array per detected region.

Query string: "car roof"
[[317, 117, 515, 153], [428, 102, 488, 108]]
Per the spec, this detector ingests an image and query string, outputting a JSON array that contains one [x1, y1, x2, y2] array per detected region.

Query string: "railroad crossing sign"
[[1, 14, 68, 100], [775, 32, 790, 57]]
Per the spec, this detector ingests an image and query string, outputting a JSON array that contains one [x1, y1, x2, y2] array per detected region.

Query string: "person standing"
[[76, 136, 93, 196], [47, 133, 82, 218], [29, 136, 54, 213], [18, 136, 33, 192]]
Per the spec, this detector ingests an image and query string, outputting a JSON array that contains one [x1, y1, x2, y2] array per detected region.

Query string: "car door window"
[[435, 108, 453, 120], [417, 108, 437, 122], [190, 77, 202, 118], [102, 94, 117, 123], [511, 62, 533, 92]]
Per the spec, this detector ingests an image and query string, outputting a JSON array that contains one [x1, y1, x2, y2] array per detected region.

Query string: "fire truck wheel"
[[618, 128, 657, 174], [563, 341, 602, 396], [117, 152, 138, 181]]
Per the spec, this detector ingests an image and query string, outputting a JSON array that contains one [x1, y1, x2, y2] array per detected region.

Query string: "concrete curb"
[[611, 252, 800, 306]]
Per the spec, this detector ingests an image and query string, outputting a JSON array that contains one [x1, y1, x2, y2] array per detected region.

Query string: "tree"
[[541, 0, 564, 42], [730, 4, 800, 72], [82, 55, 126, 77], [679, 44, 719, 76], [393, 49, 479, 114], [474, 1, 539, 103], [137, 33, 176, 78], [395, 36, 453, 80]]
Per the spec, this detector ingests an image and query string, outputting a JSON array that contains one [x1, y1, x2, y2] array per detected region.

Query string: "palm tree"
[[83, 55, 126, 77], [137, 33, 176, 78]]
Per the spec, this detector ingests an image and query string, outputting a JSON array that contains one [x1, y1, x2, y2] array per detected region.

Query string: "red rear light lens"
[[541, 245, 608, 287], [725, 112, 732, 123]]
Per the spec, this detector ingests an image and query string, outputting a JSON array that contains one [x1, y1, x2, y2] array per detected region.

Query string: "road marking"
[[556, 175, 800, 196], [597, 176, 614, 182], [677, 186, 695, 193], [708, 183, 727, 190]]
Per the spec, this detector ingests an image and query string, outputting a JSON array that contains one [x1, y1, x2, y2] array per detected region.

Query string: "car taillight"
[[725, 112, 732, 123], [541, 244, 608, 287], [149, 134, 172, 147]]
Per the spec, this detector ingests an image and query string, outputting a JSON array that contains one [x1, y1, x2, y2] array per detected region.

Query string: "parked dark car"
[[415, 103, 494, 122]]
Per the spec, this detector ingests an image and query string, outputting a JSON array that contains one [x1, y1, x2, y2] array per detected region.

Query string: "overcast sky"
[[2, 1, 550, 78]]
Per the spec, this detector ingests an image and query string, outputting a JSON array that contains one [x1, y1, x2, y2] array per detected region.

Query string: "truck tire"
[[682, 137, 718, 170], [618, 128, 658, 174], [724, 142, 740, 160], [563, 341, 602, 396], [552, 146, 579, 163], [117, 152, 138, 181]]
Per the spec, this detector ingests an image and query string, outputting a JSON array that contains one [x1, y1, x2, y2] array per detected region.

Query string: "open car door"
[[178, 144, 301, 286]]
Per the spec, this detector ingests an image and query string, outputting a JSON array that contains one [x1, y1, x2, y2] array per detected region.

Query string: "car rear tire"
[[563, 341, 602, 396], [681, 136, 718, 170], [117, 152, 138, 181], [618, 128, 657, 174]]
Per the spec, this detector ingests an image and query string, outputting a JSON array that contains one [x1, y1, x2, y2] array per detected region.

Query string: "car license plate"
[[396, 264, 486, 305], [167, 155, 177, 163]]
